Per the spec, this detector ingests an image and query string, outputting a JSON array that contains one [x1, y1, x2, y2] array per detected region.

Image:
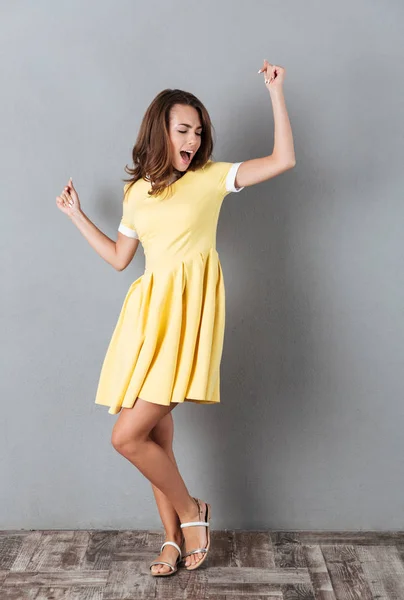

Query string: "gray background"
[[1, 0, 403, 531]]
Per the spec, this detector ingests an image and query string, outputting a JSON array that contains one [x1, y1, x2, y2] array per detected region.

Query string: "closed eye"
[[179, 131, 202, 136]]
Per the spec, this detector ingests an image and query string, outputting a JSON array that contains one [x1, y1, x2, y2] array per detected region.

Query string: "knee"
[[110, 430, 127, 454], [111, 429, 144, 455]]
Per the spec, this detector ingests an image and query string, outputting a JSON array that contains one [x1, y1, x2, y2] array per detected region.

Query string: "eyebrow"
[[178, 123, 203, 130]]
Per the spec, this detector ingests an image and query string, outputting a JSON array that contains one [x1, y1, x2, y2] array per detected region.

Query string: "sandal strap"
[[182, 548, 207, 558], [149, 560, 176, 571], [160, 540, 182, 558], [180, 520, 209, 528]]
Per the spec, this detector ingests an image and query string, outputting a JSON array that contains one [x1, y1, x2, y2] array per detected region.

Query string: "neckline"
[[170, 170, 190, 186], [145, 169, 191, 188]]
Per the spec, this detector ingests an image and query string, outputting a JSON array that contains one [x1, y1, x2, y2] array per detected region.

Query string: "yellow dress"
[[94, 160, 244, 414]]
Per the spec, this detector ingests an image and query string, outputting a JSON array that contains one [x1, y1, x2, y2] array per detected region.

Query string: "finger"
[[61, 191, 73, 205], [56, 196, 70, 210], [267, 65, 278, 84], [63, 197, 73, 207], [258, 58, 269, 74], [264, 60, 274, 83], [63, 179, 72, 194]]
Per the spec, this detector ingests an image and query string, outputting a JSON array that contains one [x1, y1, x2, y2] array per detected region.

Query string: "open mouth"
[[180, 150, 193, 165]]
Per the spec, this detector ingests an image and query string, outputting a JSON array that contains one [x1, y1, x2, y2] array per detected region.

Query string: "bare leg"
[[111, 397, 207, 568], [148, 412, 183, 574]]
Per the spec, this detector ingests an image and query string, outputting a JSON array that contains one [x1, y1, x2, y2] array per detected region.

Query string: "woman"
[[56, 59, 295, 576]]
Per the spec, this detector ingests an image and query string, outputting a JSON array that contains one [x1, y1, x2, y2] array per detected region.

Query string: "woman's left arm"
[[235, 60, 296, 189]]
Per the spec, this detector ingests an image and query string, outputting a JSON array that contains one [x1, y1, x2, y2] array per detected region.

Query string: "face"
[[168, 104, 203, 172]]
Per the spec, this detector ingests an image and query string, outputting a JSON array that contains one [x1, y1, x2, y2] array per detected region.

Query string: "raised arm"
[[56, 178, 139, 271], [235, 60, 296, 189]]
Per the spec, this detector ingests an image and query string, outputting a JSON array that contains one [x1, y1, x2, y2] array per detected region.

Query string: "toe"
[[151, 562, 170, 574]]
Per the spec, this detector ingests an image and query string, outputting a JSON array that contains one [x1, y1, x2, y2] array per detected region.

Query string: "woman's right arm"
[[56, 177, 139, 271], [69, 210, 139, 271]]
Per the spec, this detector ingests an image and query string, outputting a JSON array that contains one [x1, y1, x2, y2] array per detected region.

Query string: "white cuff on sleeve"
[[226, 162, 245, 193], [118, 223, 139, 239]]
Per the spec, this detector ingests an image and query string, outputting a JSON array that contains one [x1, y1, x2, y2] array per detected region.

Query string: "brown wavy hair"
[[123, 89, 215, 200]]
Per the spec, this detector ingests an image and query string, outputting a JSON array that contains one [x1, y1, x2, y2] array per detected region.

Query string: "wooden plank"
[[0, 532, 35, 570], [0, 570, 8, 586], [280, 583, 315, 599], [207, 565, 310, 584], [273, 531, 404, 546], [209, 530, 236, 567], [3, 570, 108, 587], [233, 531, 276, 568], [9, 532, 42, 572], [1, 586, 104, 599], [321, 544, 373, 599], [395, 542, 404, 566], [206, 585, 282, 598], [80, 531, 119, 571], [271, 532, 308, 568], [208, 530, 282, 597], [356, 545, 404, 600], [304, 544, 337, 600], [0, 588, 38, 599], [22, 531, 90, 571], [101, 559, 156, 600]]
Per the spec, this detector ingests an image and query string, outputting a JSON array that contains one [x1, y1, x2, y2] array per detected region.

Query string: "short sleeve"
[[118, 183, 139, 239], [216, 162, 245, 196]]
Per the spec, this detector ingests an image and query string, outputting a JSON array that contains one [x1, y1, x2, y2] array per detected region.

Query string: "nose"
[[189, 138, 199, 149]]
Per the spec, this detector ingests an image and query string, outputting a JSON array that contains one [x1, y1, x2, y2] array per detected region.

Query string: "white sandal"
[[180, 497, 211, 570], [149, 540, 182, 576]]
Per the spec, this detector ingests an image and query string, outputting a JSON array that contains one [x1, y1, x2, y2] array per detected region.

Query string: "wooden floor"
[[1, 529, 404, 599]]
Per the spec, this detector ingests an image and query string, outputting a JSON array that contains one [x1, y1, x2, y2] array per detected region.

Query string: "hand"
[[56, 177, 81, 217], [258, 59, 285, 90]]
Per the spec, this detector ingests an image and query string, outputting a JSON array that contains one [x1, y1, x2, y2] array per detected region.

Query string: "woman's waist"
[[143, 246, 219, 275]]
